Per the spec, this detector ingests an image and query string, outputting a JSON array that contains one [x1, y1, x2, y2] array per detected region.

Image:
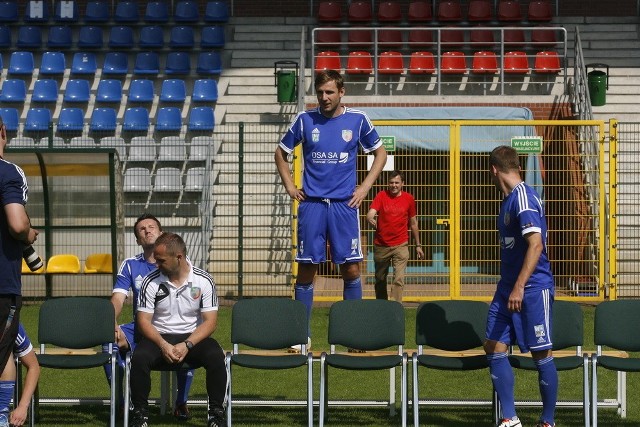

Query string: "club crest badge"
[[190, 285, 202, 300], [342, 130, 352, 142], [312, 128, 320, 143], [504, 212, 511, 226]]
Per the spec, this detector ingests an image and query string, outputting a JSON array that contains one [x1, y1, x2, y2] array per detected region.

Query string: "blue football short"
[[486, 285, 554, 353], [119, 321, 136, 352], [296, 198, 363, 264]]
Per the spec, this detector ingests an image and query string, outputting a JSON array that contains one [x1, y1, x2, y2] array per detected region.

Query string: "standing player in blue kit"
[[485, 145, 557, 427], [275, 70, 387, 349]]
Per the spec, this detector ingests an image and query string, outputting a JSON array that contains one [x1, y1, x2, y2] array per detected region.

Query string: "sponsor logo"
[[311, 151, 341, 164], [342, 130, 353, 142], [156, 286, 168, 298], [312, 128, 320, 143], [534, 324, 546, 338], [501, 236, 515, 249], [135, 275, 143, 290], [339, 152, 348, 163]]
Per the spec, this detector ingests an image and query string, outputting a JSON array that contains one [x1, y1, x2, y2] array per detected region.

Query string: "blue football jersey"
[[113, 254, 157, 314], [497, 182, 554, 290], [279, 107, 381, 200], [14, 323, 33, 358]]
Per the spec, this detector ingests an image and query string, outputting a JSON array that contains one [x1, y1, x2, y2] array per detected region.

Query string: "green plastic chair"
[[225, 298, 313, 426], [319, 299, 407, 426], [36, 297, 117, 426], [509, 300, 589, 426], [591, 299, 640, 426], [412, 300, 490, 426]]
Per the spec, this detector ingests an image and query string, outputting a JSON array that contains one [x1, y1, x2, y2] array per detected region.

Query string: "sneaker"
[[173, 402, 191, 421], [497, 416, 522, 427], [288, 337, 311, 353], [130, 408, 149, 427], [207, 406, 226, 427], [536, 422, 555, 427]]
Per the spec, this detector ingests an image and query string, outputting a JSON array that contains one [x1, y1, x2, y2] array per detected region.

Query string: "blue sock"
[[294, 282, 314, 337], [535, 356, 558, 424], [175, 369, 195, 406], [487, 352, 516, 419], [343, 277, 362, 300], [0, 380, 15, 426]]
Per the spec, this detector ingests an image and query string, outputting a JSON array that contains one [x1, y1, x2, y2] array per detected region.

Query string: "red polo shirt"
[[370, 190, 416, 247]]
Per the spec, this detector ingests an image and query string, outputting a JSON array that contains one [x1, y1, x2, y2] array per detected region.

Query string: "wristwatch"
[[184, 340, 194, 351]]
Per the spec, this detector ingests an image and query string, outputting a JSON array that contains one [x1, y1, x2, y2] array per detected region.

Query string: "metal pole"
[[238, 122, 244, 297]]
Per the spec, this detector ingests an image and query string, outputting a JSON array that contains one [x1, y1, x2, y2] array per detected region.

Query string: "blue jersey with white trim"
[[113, 254, 156, 314], [498, 181, 553, 290], [279, 107, 381, 199], [14, 323, 33, 358]]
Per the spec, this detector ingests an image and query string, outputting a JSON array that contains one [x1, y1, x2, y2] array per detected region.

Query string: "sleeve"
[[408, 194, 417, 218], [14, 324, 33, 358], [279, 112, 305, 154], [370, 191, 383, 211], [358, 114, 382, 154], [113, 259, 132, 295], [0, 164, 28, 206], [200, 275, 218, 312], [518, 195, 543, 236], [137, 277, 157, 314]]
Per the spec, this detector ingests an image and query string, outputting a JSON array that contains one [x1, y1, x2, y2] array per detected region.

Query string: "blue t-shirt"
[[15, 323, 33, 358], [0, 158, 29, 295], [497, 181, 554, 290], [279, 107, 381, 200], [113, 253, 157, 314]]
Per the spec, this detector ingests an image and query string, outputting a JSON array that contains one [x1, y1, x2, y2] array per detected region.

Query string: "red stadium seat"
[[440, 51, 467, 74], [470, 28, 495, 48], [503, 28, 526, 47], [503, 51, 529, 74], [318, 1, 342, 23], [468, 0, 492, 22], [346, 51, 373, 74], [315, 29, 342, 48], [531, 28, 557, 47], [534, 51, 561, 73], [471, 51, 498, 73], [378, 51, 404, 74], [378, 1, 402, 23], [408, 1, 432, 23], [437, 0, 463, 22], [409, 51, 435, 74], [408, 28, 434, 48], [347, 29, 373, 47], [348, 1, 373, 23], [440, 27, 465, 48], [315, 51, 341, 73], [528, 0, 553, 22], [498, 0, 522, 22], [378, 29, 403, 48]]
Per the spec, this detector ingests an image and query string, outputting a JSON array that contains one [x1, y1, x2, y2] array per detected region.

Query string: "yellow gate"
[[293, 120, 610, 302]]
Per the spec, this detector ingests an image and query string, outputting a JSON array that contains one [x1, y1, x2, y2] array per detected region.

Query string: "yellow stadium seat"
[[45, 254, 81, 274], [22, 258, 45, 274], [84, 253, 113, 274]]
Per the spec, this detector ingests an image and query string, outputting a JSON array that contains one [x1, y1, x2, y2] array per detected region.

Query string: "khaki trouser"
[[373, 242, 409, 302]]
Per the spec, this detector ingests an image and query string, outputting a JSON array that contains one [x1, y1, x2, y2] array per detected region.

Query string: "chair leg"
[[124, 352, 131, 427], [307, 354, 313, 427], [110, 349, 117, 427], [591, 354, 598, 427], [401, 354, 407, 427], [583, 353, 590, 427], [412, 354, 419, 426], [319, 353, 327, 427], [226, 353, 232, 427], [389, 367, 396, 417]]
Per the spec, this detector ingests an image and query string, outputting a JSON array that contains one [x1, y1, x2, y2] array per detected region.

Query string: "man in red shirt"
[[366, 170, 424, 302]]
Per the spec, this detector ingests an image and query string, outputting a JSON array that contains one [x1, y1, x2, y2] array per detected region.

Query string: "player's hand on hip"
[[349, 186, 368, 208], [287, 186, 306, 202]]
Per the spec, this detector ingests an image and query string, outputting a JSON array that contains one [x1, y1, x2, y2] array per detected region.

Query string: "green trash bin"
[[586, 63, 609, 107], [277, 70, 296, 103]]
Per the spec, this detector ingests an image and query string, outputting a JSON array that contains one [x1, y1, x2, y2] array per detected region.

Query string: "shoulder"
[[193, 266, 215, 287]]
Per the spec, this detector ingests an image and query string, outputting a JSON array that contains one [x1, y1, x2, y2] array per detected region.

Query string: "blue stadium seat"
[[32, 79, 59, 103], [134, 52, 160, 75], [109, 25, 135, 48], [165, 52, 191, 75], [0, 108, 19, 131], [145, 1, 169, 23], [114, 1, 140, 23], [63, 79, 91, 103], [25, 108, 52, 131], [57, 107, 84, 132], [90, 107, 117, 132], [78, 25, 104, 49], [8, 52, 35, 76], [139, 26, 164, 48], [123, 107, 150, 132], [71, 52, 97, 75], [17, 26, 42, 48], [128, 79, 155, 103], [39, 52, 66, 76], [188, 107, 215, 131], [55, 1, 80, 22], [25, 0, 50, 22], [204, 1, 229, 22], [96, 79, 123, 103], [0, 1, 18, 22], [201, 26, 225, 48], [174, 0, 200, 22], [197, 51, 222, 75], [192, 79, 218, 102], [84, 1, 110, 22], [0, 80, 26, 103], [155, 107, 182, 132], [160, 79, 186, 103], [169, 26, 195, 49], [47, 25, 73, 48], [0, 26, 10, 48], [103, 52, 129, 75]]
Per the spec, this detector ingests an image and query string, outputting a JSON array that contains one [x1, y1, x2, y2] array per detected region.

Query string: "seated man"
[[0, 323, 40, 427], [130, 232, 227, 427]]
